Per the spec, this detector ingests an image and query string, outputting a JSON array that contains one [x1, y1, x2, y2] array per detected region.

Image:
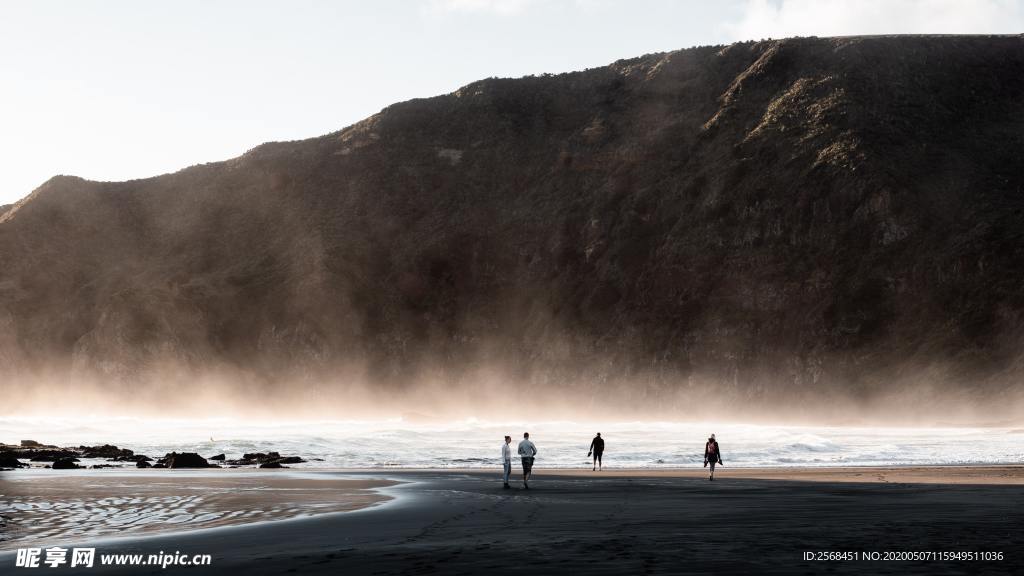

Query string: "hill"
[[2, 35, 1023, 421]]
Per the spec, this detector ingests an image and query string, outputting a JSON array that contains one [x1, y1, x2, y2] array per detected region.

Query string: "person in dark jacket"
[[704, 434, 723, 481], [588, 432, 605, 471]]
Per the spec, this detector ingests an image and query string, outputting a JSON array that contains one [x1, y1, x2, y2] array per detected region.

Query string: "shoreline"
[[272, 464, 1024, 485], [5, 462, 1024, 480], [472, 464, 1024, 484]]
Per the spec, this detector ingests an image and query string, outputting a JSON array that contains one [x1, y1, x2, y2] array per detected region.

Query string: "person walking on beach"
[[588, 432, 604, 471], [501, 435, 513, 489], [704, 434, 723, 481], [518, 432, 537, 489]]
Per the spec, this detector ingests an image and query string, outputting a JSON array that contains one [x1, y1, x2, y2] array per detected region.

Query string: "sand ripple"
[[0, 472, 394, 550]]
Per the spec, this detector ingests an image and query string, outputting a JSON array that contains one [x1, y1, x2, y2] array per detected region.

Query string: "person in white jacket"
[[501, 435, 512, 489], [518, 432, 538, 489]]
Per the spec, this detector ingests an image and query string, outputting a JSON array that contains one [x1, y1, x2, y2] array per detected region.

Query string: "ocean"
[[2, 416, 1021, 469]]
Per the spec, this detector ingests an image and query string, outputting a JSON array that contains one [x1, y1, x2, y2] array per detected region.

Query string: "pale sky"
[[2, 0, 1022, 205]]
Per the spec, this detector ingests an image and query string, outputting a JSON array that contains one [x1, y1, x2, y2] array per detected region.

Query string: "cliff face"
[[2, 36, 1023, 415]]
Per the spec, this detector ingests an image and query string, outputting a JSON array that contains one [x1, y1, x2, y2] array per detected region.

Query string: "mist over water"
[[3, 416, 1021, 468], [8, 368, 1024, 428]]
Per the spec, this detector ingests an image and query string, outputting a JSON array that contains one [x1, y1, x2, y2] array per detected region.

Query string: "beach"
[[0, 470, 395, 550], [2, 467, 1022, 575]]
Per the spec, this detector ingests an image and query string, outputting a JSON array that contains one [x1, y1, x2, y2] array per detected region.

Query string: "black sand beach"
[[0, 472, 395, 549], [2, 468, 1022, 575]]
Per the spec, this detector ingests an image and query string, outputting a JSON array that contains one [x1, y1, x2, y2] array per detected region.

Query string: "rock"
[[27, 449, 78, 461], [243, 451, 281, 463], [111, 454, 152, 462], [259, 461, 285, 469], [136, 460, 152, 468], [235, 452, 305, 466], [89, 464, 119, 469], [20, 440, 42, 447], [160, 452, 210, 468], [223, 458, 254, 466], [0, 453, 27, 468], [52, 457, 81, 469], [80, 444, 134, 459], [208, 453, 225, 461], [151, 463, 166, 468]]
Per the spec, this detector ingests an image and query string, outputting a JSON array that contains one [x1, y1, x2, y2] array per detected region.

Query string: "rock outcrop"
[[158, 452, 212, 468], [51, 457, 81, 469]]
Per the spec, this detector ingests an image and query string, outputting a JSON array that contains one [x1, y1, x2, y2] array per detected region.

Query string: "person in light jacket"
[[501, 435, 512, 489], [518, 432, 538, 489]]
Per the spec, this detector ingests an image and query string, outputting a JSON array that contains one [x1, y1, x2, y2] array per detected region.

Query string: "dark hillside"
[[2, 35, 1023, 419]]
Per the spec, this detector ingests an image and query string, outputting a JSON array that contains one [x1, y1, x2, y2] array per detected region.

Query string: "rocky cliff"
[[3, 35, 1023, 420]]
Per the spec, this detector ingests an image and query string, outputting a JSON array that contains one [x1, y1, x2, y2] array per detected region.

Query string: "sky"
[[1, 0, 1022, 205]]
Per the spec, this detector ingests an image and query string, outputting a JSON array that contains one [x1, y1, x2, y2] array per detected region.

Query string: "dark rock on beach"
[[225, 451, 306, 466], [258, 461, 286, 469], [209, 453, 225, 461], [159, 452, 211, 468], [243, 451, 281, 462], [81, 444, 134, 459], [52, 457, 81, 469], [136, 460, 152, 468], [27, 449, 79, 461], [0, 442, 156, 471], [111, 454, 152, 462], [0, 453, 27, 468]]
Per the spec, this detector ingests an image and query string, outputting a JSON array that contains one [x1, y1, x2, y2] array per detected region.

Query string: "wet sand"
[[515, 465, 1024, 484], [0, 471, 395, 551], [1, 467, 1022, 575]]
